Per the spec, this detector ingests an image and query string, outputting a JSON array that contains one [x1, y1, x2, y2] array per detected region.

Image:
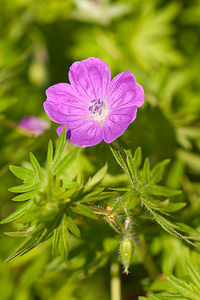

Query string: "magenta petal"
[[58, 121, 103, 147], [69, 57, 111, 101], [70, 120, 103, 147], [107, 71, 144, 109], [44, 83, 89, 124], [103, 107, 137, 143]]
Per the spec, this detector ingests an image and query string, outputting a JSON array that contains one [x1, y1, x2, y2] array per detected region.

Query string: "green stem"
[[1, 117, 36, 136], [110, 262, 121, 300], [132, 234, 158, 279]]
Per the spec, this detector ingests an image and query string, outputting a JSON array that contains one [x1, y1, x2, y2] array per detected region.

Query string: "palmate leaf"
[[3, 122, 110, 263], [142, 264, 200, 300], [167, 275, 200, 300], [111, 146, 198, 246], [141, 196, 196, 246]]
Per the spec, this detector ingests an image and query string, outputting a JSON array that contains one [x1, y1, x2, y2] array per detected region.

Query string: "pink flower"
[[19, 116, 50, 136], [44, 57, 144, 147]]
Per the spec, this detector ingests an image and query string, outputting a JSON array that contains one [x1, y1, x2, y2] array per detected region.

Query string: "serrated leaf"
[[9, 182, 40, 193], [150, 159, 170, 184], [85, 164, 108, 189], [29, 153, 42, 179], [71, 204, 98, 219], [65, 215, 80, 237], [53, 147, 80, 175], [52, 126, 67, 169], [150, 185, 182, 197], [47, 140, 53, 169], [0, 200, 34, 224], [9, 166, 34, 182]]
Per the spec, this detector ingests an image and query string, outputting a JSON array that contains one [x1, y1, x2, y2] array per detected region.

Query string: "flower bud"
[[120, 237, 134, 274]]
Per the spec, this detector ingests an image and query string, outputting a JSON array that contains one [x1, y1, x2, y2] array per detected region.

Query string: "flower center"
[[89, 99, 104, 115], [89, 99, 109, 122]]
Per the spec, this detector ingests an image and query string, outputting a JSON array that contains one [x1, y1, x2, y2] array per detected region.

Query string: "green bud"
[[120, 237, 134, 274]]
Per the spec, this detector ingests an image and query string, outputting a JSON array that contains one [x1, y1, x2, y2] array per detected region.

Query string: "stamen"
[[88, 98, 109, 122]]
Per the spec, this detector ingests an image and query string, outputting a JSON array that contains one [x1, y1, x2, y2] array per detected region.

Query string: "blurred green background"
[[0, 0, 200, 299]]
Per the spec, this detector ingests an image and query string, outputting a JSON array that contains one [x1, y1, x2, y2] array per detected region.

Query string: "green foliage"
[[2, 129, 110, 263], [0, 0, 200, 299], [110, 145, 197, 246], [142, 263, 200, 300]]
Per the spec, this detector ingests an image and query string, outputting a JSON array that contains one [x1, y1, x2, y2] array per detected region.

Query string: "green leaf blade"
[[71, 204, 98, 219], [52, 126, 67, 170], [0, 200, 34, 224], [29, 153, 42, 180], [65, 216, 80, 237], [53, 147, 80, 175], [9, 166, 34, 182]]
